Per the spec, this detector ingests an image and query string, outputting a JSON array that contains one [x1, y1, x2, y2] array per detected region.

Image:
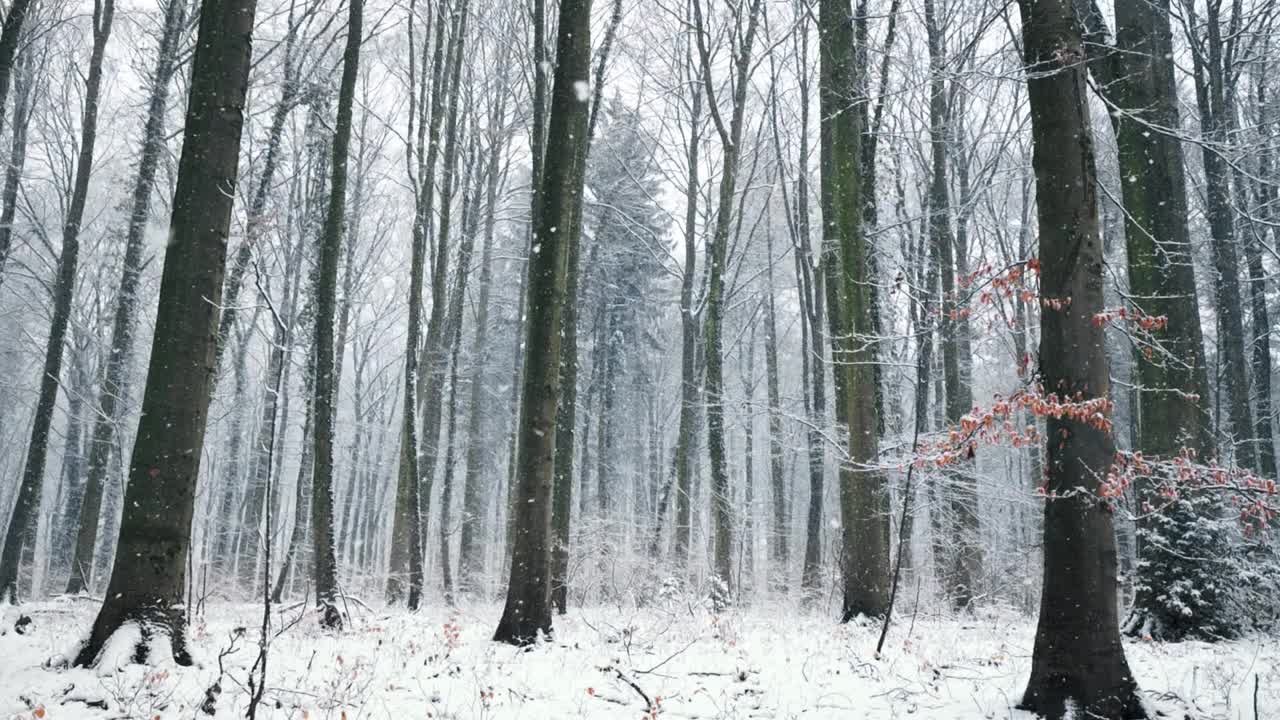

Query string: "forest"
[[0, 0, 1277, 717]]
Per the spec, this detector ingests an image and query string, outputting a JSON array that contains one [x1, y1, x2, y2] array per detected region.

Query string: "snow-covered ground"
[[1, 596, 1275, 719]]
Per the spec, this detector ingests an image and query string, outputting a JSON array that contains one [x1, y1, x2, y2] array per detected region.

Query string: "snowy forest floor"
[[1, 596, 1275, 719]]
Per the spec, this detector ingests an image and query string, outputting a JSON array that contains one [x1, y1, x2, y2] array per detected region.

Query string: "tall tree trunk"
[[818, 0, 890, 621], [772, 15, 827, 603], [1250, 92, 1279, 476], [1183, 0, 1254, 470], [0, 0, 115, 600], [550, 209, 582, 613], [438, 132, 483, 605], [1081, 0, 1224, 641], [692, 0, 762, 601], [738, 329, 756, 595], [48, 345, 90, 589], [413, 0, 470, 573], [762, 229, 787, 588], [272, 374, 315, 604], [672, 51, 702, 568], [388, 0, 450, 609], [213, 14, 303, 376], [492, 0, 592, 646], [549, 0, 624, 616], [65, 0, 187, 596], [923, 0, 980, 610], [595, 311, 619, 524], [1243, 186, 1275, 477], [1015, 0, 1144, 714], [458, 97, 508, 594], [0, 0, 33, 139], [75, 0, 258, 664], [309, 0, 363, 628], [0, 50, 33, 290]]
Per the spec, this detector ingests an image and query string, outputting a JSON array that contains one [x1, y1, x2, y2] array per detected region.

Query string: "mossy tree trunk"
[[818, 0, 891, 621]]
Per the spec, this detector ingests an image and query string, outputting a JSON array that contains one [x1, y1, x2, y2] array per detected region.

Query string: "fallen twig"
[[600, 665, 653, 714]]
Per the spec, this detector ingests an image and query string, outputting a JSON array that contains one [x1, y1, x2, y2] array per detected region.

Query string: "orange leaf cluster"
[[1105, 449, 1279, 534], [1091, 306, 1169, 331], [911, 385, 1114, 471]]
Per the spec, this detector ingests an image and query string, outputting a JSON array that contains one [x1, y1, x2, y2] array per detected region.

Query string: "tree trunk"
[[0, 0, 33, 139], [762, 230, 787, 589], [412, 0, 470, 579], [493, 0, 591, 646], [0, 0, 115, 601], [458, 95, 508, 594], [1080, 0, 1224, 642], [692, 0, 762, 601], [272, 382, 315, 603], [818, 0, 890, 621], [549, 0, 623, 615], [75, 0, 257, 664], [64, 0, 187, 596], [1185, 0, 1253, 470], [1250, 102, 1279, 476], [308, 0, 362, 628], [387, 0, 450, 609], [738, 329, 757, 596], [48, 346, 90, 590], [0, 50, 33, 290], [924, 0, 980, 610], [1015, 0, 1145, 714], [550, 178, 583, 613], [438, 132, 483, 605], [672, 53, 702, 568]]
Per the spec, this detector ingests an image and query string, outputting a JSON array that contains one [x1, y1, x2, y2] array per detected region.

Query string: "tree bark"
[[0, 0, 33, 139], [0, 50, 33, 290], [672, 49, 702, 568], [1015, 0, 1144, 714], [308, 0, 363, 627], [762, 228, 787, 587], [818, 0, 890, 621], [923, 0, 981, 610], [438, 131, 483, 604], [549, 0, 624, 616], [493, 0, 592, 646], [1080, 0, 1224, 641], [1181, 0, 1254, 470], [75, 0, 258, 664]]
